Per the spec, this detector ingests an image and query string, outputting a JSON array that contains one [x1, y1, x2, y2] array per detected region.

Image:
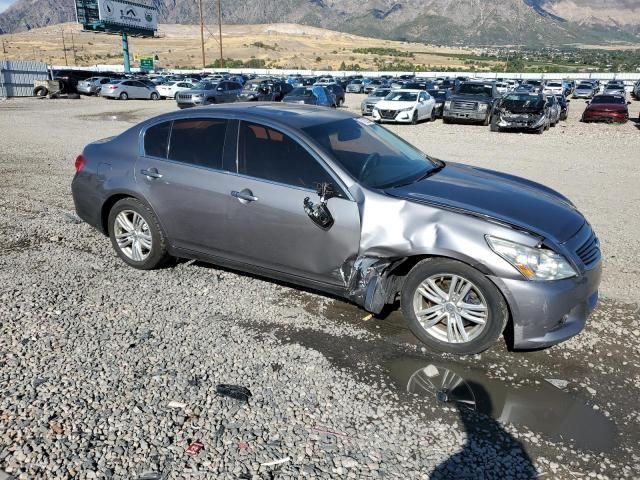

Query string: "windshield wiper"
[[390, 160, 446, 188]]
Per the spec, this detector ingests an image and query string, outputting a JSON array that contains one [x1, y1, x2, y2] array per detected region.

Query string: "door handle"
[[231, 190, 258, 203], [140, 168, 163, 179]]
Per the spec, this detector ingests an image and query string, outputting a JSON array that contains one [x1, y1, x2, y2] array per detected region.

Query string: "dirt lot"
[[0, 94, 639, 479]]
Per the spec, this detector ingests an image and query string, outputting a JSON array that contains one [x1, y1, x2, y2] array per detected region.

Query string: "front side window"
[[237, 121, 334, 190], [168, 118, 228, 169]]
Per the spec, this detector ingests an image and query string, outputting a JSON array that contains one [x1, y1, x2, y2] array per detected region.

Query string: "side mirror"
[[217, 87, 223, 91], [303, 182, 337, 230]]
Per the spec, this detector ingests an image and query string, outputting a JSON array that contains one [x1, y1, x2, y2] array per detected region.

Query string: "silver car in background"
[[77, 77, 113, 96], [175, 80, 243, 109], [72, 104, 601, 355], [101, 80, 160, 100], [361, 88, 392, 115]]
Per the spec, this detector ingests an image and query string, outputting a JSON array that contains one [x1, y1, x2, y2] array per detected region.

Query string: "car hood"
[[375, 100, 416, 110], [385, 163, 584, 243]]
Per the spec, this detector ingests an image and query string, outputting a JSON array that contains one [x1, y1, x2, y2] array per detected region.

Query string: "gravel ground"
[[0, 94, 639, 479]]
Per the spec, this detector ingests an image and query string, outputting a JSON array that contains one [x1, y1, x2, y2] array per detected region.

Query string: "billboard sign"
[[97, 0, 158, 32]]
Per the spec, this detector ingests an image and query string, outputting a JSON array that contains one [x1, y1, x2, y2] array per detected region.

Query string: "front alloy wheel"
[[401, 258, 509, 354]]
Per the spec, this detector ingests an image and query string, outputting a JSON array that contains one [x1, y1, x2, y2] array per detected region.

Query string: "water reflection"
[[388, 357, 618, 452]]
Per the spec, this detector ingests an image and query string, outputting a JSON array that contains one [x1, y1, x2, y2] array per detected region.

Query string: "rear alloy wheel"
[[108, 198, 170, 270], [150, 92, 159, 100], [401, 258, 509, 354], [119, 92, 128, 100]]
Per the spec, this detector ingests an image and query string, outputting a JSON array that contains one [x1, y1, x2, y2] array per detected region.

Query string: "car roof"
[[142, 103, 359, 129]]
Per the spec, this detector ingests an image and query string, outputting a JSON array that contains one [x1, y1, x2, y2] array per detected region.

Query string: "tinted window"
[[238, 121, 333, 190], [144, 122, 171, 159], [168, 118, 228, 169], [591, 95, 625, 104]]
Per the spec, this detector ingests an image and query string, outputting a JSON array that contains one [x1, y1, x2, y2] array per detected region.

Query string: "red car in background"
[[581, 94, 630, 123]]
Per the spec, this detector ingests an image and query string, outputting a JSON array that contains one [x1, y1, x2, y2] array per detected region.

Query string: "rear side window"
[[168, 118, 228, 169], [237, 121, 333, 190], [144, 122, 171, 158]]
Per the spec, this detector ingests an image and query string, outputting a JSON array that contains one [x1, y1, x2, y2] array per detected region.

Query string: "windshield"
[[457, 84, 492, 96], [591, 95, 625, 104], [370, 89, 390, 97], [290, 87, 313, 97], [428, 90, 447, 99], [546, 83, 562, 87], [385, 92, 418, 102], [577, 83, 592, 89], [605, 83, 622, 89], [351, 80, 362, 84], [302, 118, 438, 189], [501, 94, 545, 109], [192, 81, 214, 90]]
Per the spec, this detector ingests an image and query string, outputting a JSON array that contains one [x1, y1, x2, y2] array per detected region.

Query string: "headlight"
[[398, 106, 414, 113], [477, 103, 488, 112], [486, 236, 577, 281], [444, 100, 452, 110]]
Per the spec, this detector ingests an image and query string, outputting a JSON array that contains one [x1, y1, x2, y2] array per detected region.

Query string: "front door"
[[217, 120, 361, 286]]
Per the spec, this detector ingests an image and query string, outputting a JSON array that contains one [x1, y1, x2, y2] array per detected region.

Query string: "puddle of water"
[[77, 111, 144, 122], [386, 356, 618, 452]]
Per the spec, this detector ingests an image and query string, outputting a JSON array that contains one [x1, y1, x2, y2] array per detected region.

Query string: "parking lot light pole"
[[122, 32, 131, 73]]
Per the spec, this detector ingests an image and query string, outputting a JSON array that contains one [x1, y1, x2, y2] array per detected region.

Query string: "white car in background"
[[495, 82, 510, 95], [156, 81, 195, 99], [372, 89, 436, 124], [543, 81, 565, 96]]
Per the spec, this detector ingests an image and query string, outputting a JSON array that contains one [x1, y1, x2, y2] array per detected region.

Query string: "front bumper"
[[443, 110, 488, 122], [496, 113, 546, 130], [491, 261, 602, 349], [372, 109, 414, 123]]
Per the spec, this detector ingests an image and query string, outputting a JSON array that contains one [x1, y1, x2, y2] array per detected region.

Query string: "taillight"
[[75, 154, 86, 173]]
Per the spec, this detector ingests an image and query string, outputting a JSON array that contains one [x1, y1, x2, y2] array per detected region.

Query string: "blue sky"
[[0, 0, 14, 13]]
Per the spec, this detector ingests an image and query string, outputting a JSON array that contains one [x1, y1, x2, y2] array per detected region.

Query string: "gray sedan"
[[71, 104, 601, 354], [361, 88, 391, 115]]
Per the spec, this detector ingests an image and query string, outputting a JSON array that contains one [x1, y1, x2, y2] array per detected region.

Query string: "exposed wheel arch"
[[100, 193, 165, 239]]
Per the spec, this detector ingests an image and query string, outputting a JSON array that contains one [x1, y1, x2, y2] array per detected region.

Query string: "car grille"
[[378, 109, 397, 119], [576, 231, 601, 267], [177, 94, 192, 100], [452, 101, 477, 111]]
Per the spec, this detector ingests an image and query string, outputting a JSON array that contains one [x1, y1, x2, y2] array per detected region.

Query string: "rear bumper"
[[490, 261, 602, 349], [582, 112, 628, 123]]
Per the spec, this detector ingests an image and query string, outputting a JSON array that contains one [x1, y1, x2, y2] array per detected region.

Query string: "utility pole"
[[217, 0, 223, 68], [71, 30, 78, 66], [1, 40, 7, 61], [61, 29, 68, 66], [198, 0, 205, 69]]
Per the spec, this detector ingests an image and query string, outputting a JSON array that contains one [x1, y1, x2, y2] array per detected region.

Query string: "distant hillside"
[[1, 0, 639, 45]]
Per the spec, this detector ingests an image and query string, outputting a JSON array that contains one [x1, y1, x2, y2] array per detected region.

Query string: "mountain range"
[[0, 0, 639, 45]]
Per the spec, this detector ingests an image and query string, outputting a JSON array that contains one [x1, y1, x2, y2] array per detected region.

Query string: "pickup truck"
[[443, 81, 500, 125]]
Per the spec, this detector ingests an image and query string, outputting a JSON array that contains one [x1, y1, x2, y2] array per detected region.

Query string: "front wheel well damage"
[[361, 254, 511, 324]]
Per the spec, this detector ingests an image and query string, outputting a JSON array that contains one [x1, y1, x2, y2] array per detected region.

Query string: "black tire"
[[490, 115, 500, 132], [108, 197, 170, 270], [411, 110, 418, 125], [430, 107, 436, 122], [443, 117, 451, 124], [150, 92, 159, 100], [33, 86, 48, 97], [401, 258, 509, 355], [119, 92, 128, 100], [337, 98, 344, 107], [535, 124, 545, 134]]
